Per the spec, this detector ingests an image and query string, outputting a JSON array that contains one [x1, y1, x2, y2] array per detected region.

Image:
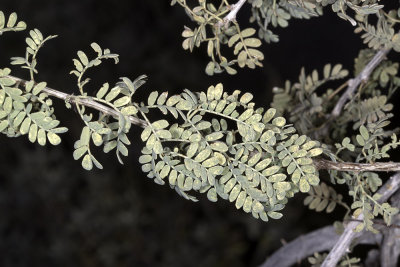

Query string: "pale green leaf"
[[210, 141, 228, 152], [0, 120, 8, 132], [47, 132, 61, 145], [82, 154, 93, 170], [235, 191, 246, 209], [240, 93, 253, 104], [148, 91, 158, 106], [114, 96, 131, 107], [299, 178, 310, 192], [152, 120, 169, 129], [308, 148, 323, 157], [80, 126, 91, 144], [207, 188, 218, 202], [272, 117, 286, 127]]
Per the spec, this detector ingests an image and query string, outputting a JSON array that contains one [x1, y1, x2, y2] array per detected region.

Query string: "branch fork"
[[217, 0, 247, 28], [330, 48, 389, 118]]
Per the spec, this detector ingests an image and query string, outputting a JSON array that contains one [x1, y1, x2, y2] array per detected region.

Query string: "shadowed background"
[[0, 1, 369, 266]]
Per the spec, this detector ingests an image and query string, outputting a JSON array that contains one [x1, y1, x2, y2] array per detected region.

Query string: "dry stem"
[[8, 75, 148, 128], [217, 0, 247, 28]]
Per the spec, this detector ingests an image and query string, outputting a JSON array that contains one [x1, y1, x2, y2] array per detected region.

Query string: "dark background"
[[0, 1, 374, 266]]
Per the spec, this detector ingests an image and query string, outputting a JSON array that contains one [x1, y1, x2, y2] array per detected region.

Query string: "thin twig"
[[314, 158, 400, 172], [217, 0, 247, 28], [330, 48, 390, 118], [321, 172, 400, 267], [8, 75, 149, 128], [344, 218, 400, 229]]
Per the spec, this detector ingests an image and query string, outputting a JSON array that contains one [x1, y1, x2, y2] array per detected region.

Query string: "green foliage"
[[69, 43, 146, 170], [11, 28, 57, 80], [249, 0, 322, 43], [171, 0, 264, 75], [171, 0, 390, 76], [70, 42, 119, 93], [0, 27, 67, 146], [1, 3, 400, 259], [271, 45, 400, 231], [304, 182, 349, 214], [138, 83, 323, 221], [272, 63, 349, 135], [355, 7, 400, 53], [0, 66, 67, 145], [0, 11, 26, 34]]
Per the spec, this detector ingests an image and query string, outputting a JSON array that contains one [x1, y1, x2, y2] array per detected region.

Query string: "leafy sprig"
[[138, 83, 323, 221], [11, 29, 57, 81], [0, 11, 26, 34], [0, 68, 68, 145], [69, 43, 146, 170], [174, 0, 264, 75]]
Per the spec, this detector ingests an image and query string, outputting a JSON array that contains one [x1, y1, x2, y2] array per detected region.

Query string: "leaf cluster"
[[0, 69, 67, 145], [271, 48, 400, 231], [11, 28, 57, 80], [1, 0, 400, 231], [304, 182, 349, 214], [0, 11, 26, 35], [272, 63, 349, 136], [69, 43, 146, 170], [172, 0, 391, 77], [172, 0, 264, 75], [138, 83, 323, 221]]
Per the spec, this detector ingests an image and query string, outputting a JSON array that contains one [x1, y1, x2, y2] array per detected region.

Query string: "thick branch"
[[8, 75, 149, 128], [380, 190, 400, 267], [261, 173, 400, 267], [259, 225, 383, 267], [321, 172, 400, 267], [330, 48, 389, 118], [217, 0, 247, 28], [314, 159, 400, 172]]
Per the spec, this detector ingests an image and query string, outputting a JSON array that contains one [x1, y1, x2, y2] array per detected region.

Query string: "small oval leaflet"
[[272, 117, 286, 127], [308, 148, 323, 157], [263, 108, 276, 123], [207, 188, 218, 202], [210, 141, 228, 152], [82, 154, 93, 171], [37, 128, 46, 146], [240, 92, 253, 104], [47, 132, 61, 145], [360, 125, 369, 140], [267, 211, 283, 220], [235, 191, 247, 209], [73, 146, 87, 160], [299, 178, 310, 193], [152, 120, 169, 129]]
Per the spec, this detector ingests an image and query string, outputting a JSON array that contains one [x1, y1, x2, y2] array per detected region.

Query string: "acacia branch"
[[321, 172, 400, 267], [330, 48, 390, 118], [9, 76, 400, 173], [8, 75, 149, 128], [314, 158, 400, 172], [217, 0, 247, 28]]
